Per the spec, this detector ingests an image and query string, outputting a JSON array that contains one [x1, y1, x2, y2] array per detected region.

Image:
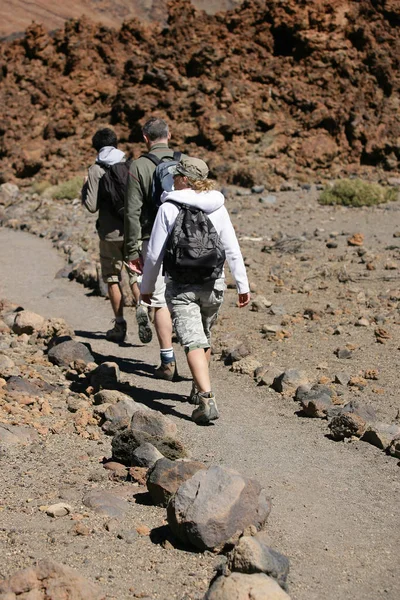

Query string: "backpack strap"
[[141, 151, 181, 166]]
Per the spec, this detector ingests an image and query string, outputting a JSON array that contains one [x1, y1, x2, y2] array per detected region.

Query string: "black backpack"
[[97, 159, 132, 220], [142, 151, 182, 208], [163, 201, 226, 285]]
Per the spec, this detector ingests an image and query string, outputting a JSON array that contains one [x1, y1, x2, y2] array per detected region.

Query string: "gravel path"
[[0, 227, 399, 600]]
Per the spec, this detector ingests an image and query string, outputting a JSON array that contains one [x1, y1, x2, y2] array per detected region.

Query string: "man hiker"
[[125, 117, 183, 380], [81, 127, 152, 345], [140, 156, 250, 424]]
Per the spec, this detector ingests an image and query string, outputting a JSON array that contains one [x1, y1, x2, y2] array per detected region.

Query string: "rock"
[[117, 529, 138, 544], [101, 398, 147, 434], [230, 357, 262, 376], [46, 502, 73, 517], [112, 429, 188, 466], [250, 296, 273, 312], [82, 489, 129, 519], [0, 354, 16, 376], [297, 388, 336, 419], [93, 389, 135, 405], [387, 435, 400, 459], [260, 194, 277, 205], [48, 339, 94, 367], [361, 423, 400, 450], [131, 443, 164, 468], [271, 369, 309, 393], [334, 372, 351, 385], [147, 457, 207, 506], [0, 424, 38, 452], [205, 573, 291, 600], [347, 233, 364, 246], [335, 348, 352, 359], [252, 185, 265, 193], [255, 366, 284, 387], [328, 413, 367, 441], [38, 317, 75, 340], [130, 409, 177, 439], [0, 558, 104, 599], [222, 343, 252, 365], [228, 535, 290, 590], [90, 361, 120, 392], [167, 465, 271, 551], [12, 310, 45, 335]]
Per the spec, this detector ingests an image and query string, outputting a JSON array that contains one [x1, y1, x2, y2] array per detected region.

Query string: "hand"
[[237, 292, 251, 308], [141, 293, 153, 305], [125, 257, 143, 275]]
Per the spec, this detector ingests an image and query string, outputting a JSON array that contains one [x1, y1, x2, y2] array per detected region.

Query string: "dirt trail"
[[0, 227, 399, 600]]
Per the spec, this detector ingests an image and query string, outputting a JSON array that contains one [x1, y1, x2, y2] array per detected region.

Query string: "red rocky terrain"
[[0, 0, 399, 188]]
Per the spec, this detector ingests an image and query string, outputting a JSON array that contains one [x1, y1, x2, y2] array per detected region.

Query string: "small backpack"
[[163, 202, 226, 285], [142, 151, 182, 208], [97, 159, 132, 220]]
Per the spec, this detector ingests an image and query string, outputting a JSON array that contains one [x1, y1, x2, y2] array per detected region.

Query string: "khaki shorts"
[[99, 239, 137, 286], [141, 240, 167, 307], [165, 279, 225, 352]]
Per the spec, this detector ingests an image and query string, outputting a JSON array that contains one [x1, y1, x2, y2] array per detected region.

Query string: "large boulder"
[[130, 409, 177, 439], [112, 428, 188, 466], [48, 339, 94, 367], [205, 572, 291, 600], [147, 457, 207, 506], [167, 465, 271, 551]]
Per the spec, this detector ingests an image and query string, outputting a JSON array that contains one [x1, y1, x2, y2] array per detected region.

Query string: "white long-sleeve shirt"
[[141, 188, 249, 295]]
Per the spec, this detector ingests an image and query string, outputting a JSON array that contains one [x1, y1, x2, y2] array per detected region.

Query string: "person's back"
[[140, 156, 251, 424], [124, 117, 184, 381], [81, 128, 151, 345]]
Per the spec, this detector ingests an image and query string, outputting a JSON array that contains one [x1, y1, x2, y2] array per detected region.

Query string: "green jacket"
[[125, 143, 178, 261]]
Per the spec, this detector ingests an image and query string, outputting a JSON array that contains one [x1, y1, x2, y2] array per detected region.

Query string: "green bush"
[[52, 176, 83, 200], [31, 180, 52, 195], [319, 179, 398, 207]]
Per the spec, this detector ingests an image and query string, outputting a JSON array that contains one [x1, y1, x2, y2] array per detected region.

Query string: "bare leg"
[[186, 348, 211, 393], [154, 306, 173, 350], [108, 282, 124, 318], [131, 281, 141, 307]]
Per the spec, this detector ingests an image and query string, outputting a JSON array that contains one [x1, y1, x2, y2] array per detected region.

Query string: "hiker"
[[140, 156, 250, 425], [81, 127, 152, 344], [125, 117, 184, 380]]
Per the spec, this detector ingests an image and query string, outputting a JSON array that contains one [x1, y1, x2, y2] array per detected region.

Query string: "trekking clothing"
[[82, 147, 126, 242], [141, 240, 167, 308], [165, 279, 224, 352], [124, 143, 186, 261], [154, 360, 177, 381], [106, 318, 127, 343], [140, 188, 249, 296], [191, 392, 219, 424], [136, 305, 152, 344], [99, 239, 137, 285]]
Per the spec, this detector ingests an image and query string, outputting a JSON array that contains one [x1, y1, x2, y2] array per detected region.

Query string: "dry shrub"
[[319, 179, 398, 207]]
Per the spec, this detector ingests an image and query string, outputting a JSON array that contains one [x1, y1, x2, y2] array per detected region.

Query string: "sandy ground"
[[0, 214, 399, 600]]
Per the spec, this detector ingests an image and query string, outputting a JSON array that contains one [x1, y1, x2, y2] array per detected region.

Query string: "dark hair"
[[92, 128, 118, 151], [142, 118, 169, 142]]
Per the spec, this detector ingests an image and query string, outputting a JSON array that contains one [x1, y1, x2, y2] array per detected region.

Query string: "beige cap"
[[169, 156, 209, 180]]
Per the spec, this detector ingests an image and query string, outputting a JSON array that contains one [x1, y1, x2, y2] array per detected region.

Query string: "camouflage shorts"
[[165, 279, 225, 352]]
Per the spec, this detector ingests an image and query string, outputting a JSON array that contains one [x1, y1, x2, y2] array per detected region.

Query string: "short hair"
[[142, 118, 169, 142], [92, 128, 118, 151]]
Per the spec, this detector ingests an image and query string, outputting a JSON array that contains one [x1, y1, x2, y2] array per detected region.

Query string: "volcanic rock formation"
[[0, 0, 399, 187]]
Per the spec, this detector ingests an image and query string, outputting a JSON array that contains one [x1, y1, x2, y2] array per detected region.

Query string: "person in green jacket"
[[125, 118, 182, 380]]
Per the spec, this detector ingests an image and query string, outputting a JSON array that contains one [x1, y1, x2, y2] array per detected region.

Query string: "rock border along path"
[[0, 227, 399, 600]]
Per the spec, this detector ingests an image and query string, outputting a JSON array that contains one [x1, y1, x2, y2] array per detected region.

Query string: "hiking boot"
[[154, 360, 177, 381], [105, 319, 127, 343], [136, 305, 152, 344], [188, 381, 200, 405], [191, 392, 219, 425]]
